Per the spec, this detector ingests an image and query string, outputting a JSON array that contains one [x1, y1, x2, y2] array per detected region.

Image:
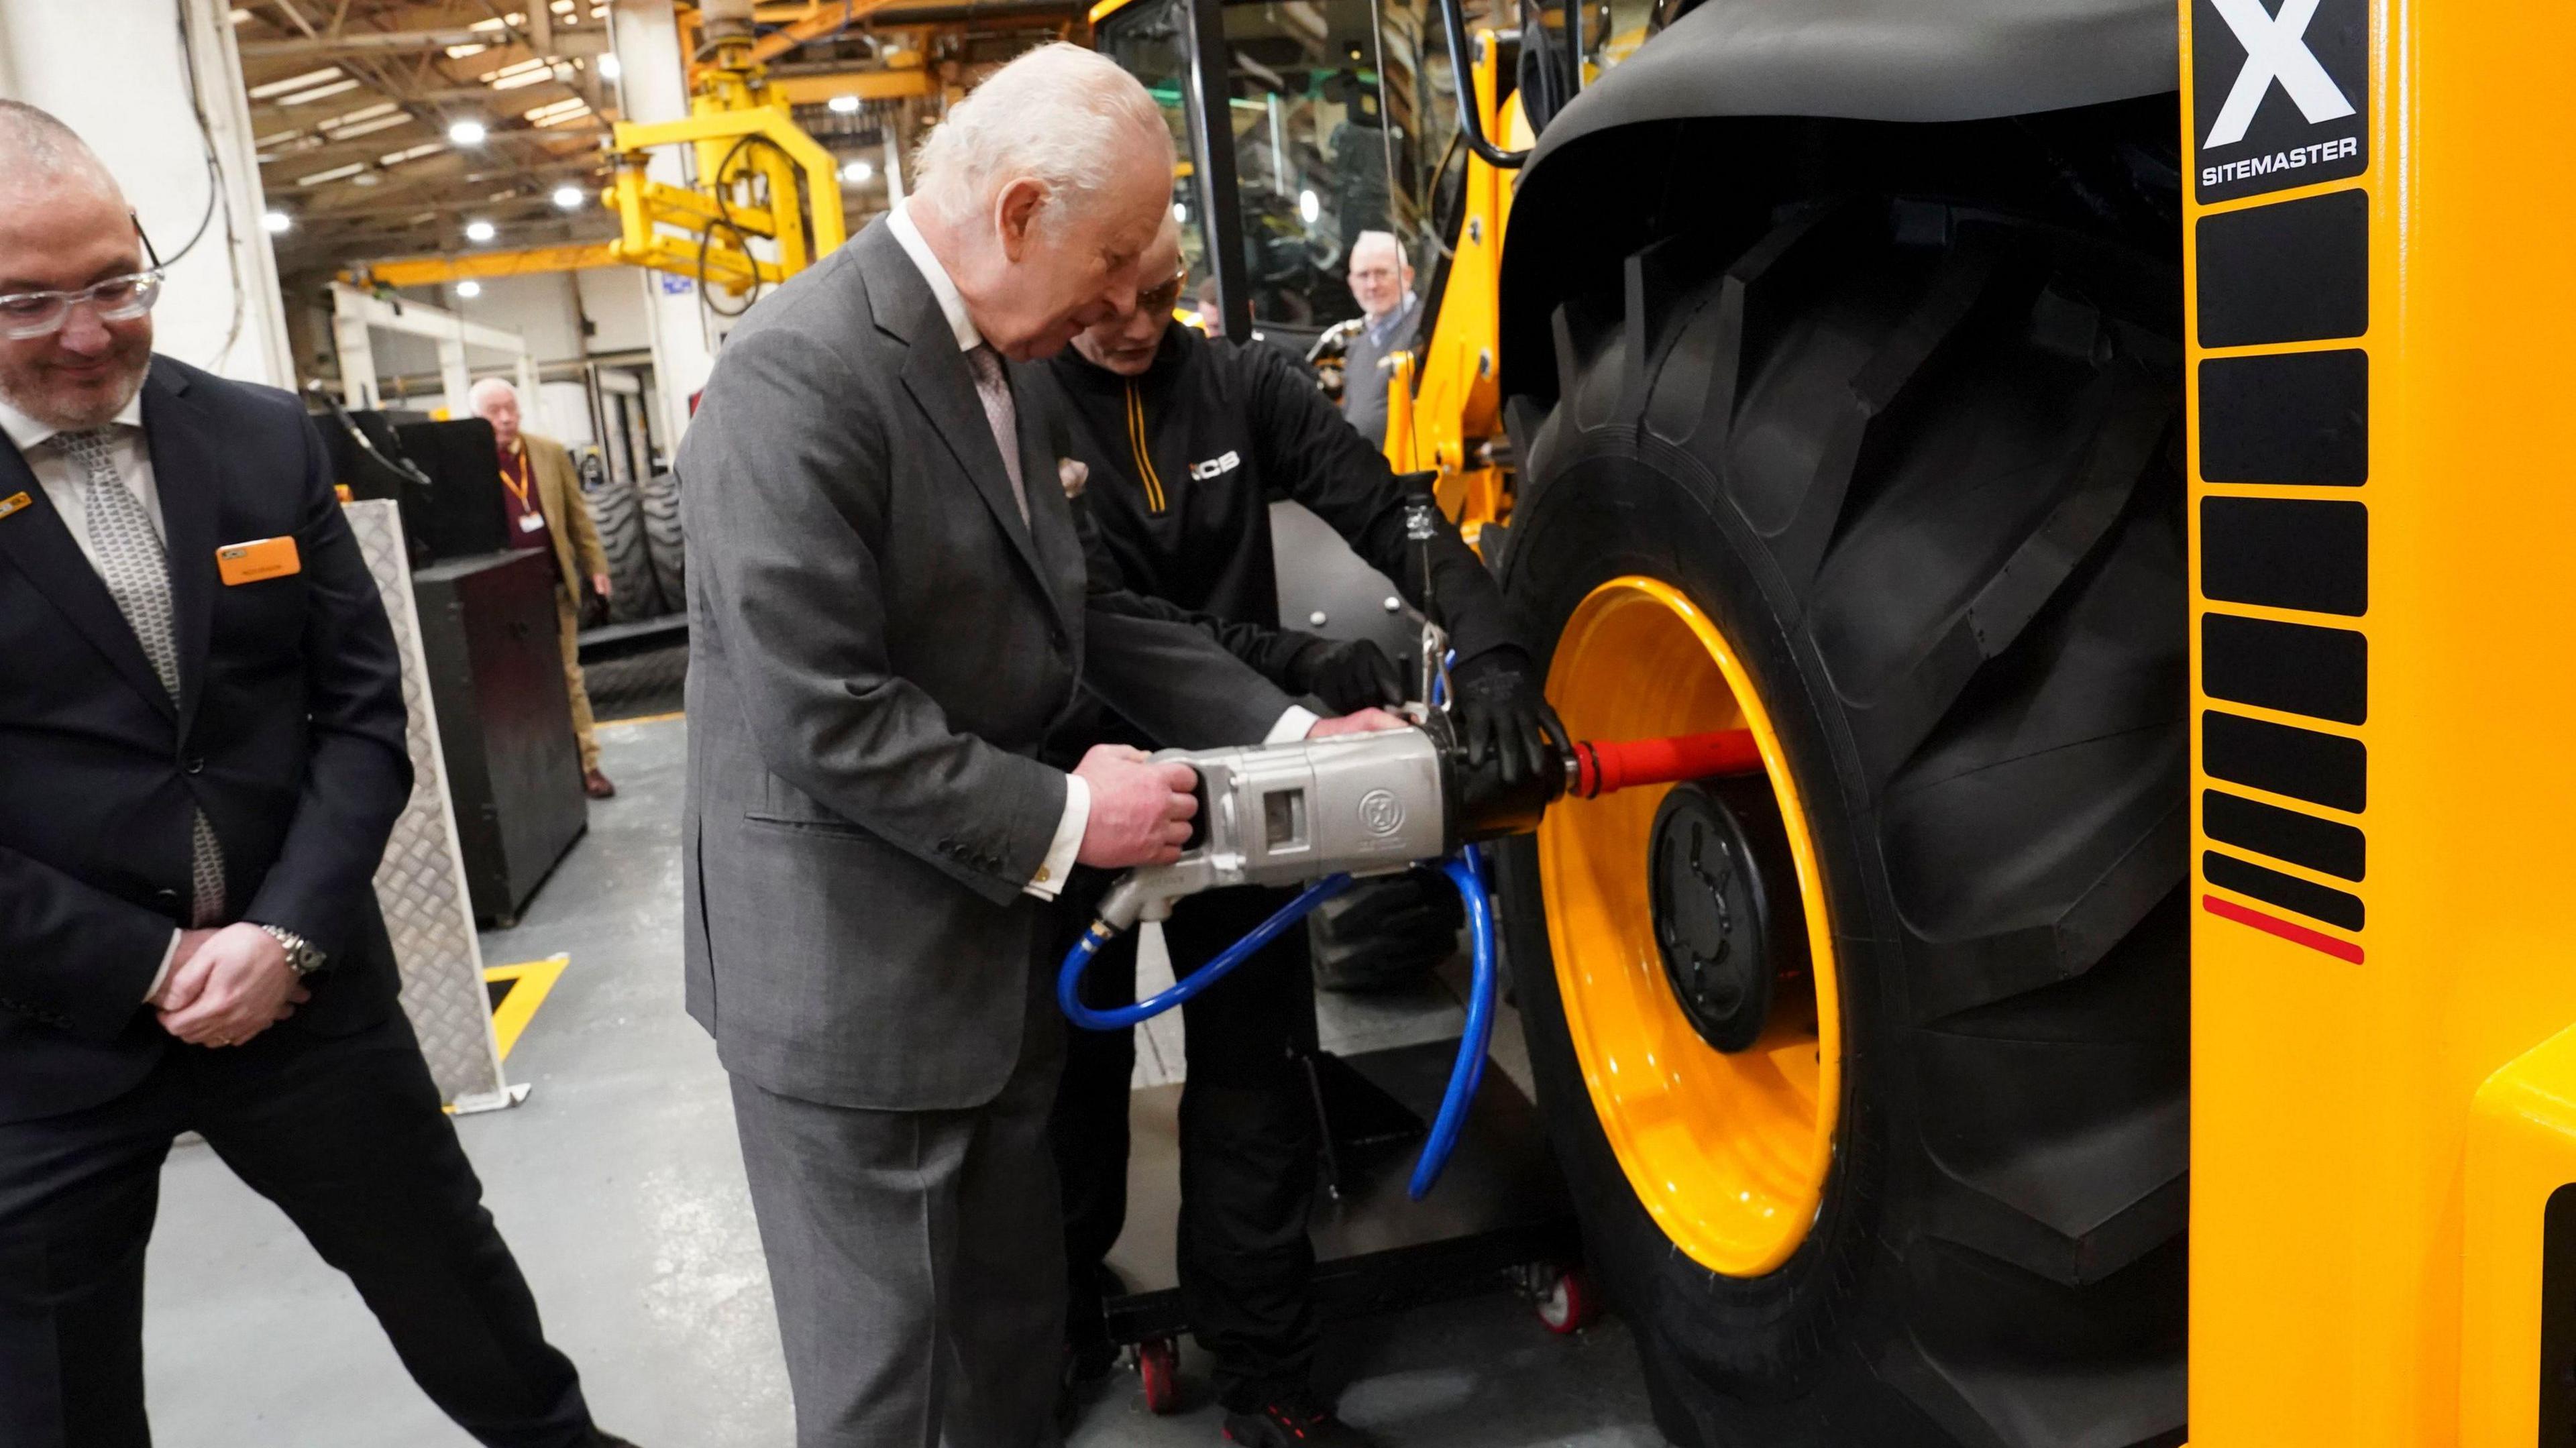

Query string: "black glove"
[[1287, 635, 1405, 713], [1451, 647, 1570, 785]]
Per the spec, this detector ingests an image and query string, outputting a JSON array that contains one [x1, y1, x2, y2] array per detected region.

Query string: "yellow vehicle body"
[[2185, 1, 2576, 1442], [1380, 29, 1523, 542]]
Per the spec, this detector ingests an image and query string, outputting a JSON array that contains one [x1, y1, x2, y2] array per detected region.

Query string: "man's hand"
[[1073, 744, 1201, 869], [1452, 648, 1572, 785], [590, 571, 613, 601], [1306, 708, 1411, 738], [147, 928, 220, 1009], [1285, 636, 1403, 713], [156, 924, 311, 1048]]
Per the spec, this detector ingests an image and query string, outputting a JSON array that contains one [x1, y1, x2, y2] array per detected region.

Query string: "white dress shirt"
[[881, 205, 1315, 900], [0, 390, 188, 995]]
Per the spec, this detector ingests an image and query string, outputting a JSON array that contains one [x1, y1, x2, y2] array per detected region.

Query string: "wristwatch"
[[255, 924, 329, 977]]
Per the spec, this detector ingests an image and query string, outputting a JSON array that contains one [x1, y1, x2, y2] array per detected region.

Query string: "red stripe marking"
[[2202, 894, 2365, 963]]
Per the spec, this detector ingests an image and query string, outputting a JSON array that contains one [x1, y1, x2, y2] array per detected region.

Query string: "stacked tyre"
[[583, 469, 684, 622]]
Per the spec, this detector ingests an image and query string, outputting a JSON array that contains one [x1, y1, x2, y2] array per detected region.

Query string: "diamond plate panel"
[[348, 502, 510, 1108]]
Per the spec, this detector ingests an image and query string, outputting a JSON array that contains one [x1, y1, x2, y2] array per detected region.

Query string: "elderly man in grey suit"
[[677, 44, 1399, 1448]]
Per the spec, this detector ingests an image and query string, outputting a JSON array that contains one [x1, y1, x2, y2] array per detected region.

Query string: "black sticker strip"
[[2204, 850, 2364, 931], [2200, 497, 2367, 616], [2202, 710, 2365, 813], [2202, 613, 2368, 724], [2196, 190, 2369, 349], [2198, 349, 2368, 486], [2203, 788, 2365, 881], [2192, 0, 2368, 204]]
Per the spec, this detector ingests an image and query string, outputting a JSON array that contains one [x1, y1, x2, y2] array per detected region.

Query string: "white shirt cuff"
[[145, 929, 182, 1003], [1026, 772, 1089, 900], [1266, 706, 1321, 744]]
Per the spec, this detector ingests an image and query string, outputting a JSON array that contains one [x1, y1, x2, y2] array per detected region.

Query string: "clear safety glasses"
[[0, 215, 167, 341]]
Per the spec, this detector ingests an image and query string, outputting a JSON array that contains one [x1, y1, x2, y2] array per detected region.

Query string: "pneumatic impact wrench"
[[1056, 698, 1763, 1198]]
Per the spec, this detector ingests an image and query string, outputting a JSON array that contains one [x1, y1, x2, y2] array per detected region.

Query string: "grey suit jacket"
[[678, 221, 1297, 1111]]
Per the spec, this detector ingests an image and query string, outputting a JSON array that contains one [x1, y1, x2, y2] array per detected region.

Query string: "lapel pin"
[[1057, 457, 1089, 500], [0, 492, 29, 520]]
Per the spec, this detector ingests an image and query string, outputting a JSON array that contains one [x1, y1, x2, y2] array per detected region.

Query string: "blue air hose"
[[1057, 872, 1356, 1032], [1057, 850, 1499, 1197]]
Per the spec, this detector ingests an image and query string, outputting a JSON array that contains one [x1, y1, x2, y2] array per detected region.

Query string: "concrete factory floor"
[[138, 716, 1662, 1447]]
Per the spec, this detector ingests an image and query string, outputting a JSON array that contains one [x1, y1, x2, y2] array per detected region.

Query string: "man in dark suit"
[[678, 44, 1398, 1448], [0, 103, 633, 1448]]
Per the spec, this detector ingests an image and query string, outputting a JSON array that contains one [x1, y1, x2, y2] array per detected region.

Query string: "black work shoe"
[[1222, 1394, 1371, 1448]]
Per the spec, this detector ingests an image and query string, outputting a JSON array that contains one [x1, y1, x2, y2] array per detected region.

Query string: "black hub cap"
[[1648, 778, 1799, 1054]]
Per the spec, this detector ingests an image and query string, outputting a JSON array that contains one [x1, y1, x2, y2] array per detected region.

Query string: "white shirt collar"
[[0, 387, 143, 455], [885, 201, 987, 355]]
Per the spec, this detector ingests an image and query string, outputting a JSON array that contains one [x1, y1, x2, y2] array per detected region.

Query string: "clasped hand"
[[146, 923, 311, 1048]]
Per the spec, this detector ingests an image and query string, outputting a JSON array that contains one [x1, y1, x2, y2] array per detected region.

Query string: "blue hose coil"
[[1056, 850, 1497, 1198]]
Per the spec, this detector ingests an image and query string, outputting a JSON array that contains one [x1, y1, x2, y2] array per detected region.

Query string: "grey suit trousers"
[[729, 960, 1067, 1448]]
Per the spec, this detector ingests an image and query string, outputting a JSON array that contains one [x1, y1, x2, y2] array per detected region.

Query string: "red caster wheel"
[[1536, 1266, 1601, 1335], [1138, 1336, 1181, 1414]]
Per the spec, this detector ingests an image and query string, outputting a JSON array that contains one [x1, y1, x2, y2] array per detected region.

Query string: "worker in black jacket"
[[1026, 220, 1564, 1447]]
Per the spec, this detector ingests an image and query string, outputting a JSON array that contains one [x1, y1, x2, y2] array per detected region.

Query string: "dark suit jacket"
[[678, 221, 1297, 1111], [0, 357, 413, 1123]]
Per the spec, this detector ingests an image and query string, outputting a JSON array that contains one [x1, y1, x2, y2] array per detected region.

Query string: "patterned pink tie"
[[963, 344, 1030, 524]]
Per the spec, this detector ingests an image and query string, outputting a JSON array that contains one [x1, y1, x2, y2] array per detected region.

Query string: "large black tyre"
[[585, 471, 666, 622], [639, 469, 686, 610], [1496, 199, 2188, 1448]]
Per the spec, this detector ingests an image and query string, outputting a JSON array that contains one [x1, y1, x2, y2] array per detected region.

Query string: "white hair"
[[468, 376, 519, 408], [1350, 230, 1407, 269], [914, 43, 1171, 226]]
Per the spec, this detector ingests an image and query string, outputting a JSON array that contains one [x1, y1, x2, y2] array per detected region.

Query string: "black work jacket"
[[1026, 325, 1517, 759]]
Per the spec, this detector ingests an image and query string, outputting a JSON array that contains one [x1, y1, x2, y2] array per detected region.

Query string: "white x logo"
[[2204, 0, 2356, 148]]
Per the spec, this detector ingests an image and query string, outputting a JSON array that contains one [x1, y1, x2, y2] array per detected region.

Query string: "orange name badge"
[[215, 536, 302, 586], [0, 492, 30, 520]]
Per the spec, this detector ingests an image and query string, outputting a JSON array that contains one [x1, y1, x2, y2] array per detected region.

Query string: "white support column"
[[610, 0, 716, 443], [883, 127, 907, 205], [331, 294, 381, 408], [437, 341, 472, 419], [0, 0, 294, 389]]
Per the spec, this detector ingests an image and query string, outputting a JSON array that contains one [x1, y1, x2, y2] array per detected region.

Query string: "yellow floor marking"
[[600, 709, 686, 728], [483, 954, 570, 1061]]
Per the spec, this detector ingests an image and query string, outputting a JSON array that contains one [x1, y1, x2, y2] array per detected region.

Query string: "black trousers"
[[1048, 882, 1320, 1412], [0, 1012, 594, 1448]]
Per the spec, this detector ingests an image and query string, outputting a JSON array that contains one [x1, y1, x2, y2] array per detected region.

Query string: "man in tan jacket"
[[468, 378, 616, 797]]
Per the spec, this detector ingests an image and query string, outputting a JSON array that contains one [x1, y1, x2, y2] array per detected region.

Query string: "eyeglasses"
[[1141, 262, 1189, 315], [0, 215, 166, 341], [1349, 265, 1401, 284]]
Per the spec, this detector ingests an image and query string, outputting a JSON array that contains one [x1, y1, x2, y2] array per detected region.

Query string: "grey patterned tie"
[[963, 344, 1030, 524], [56, 428, 227, 926]]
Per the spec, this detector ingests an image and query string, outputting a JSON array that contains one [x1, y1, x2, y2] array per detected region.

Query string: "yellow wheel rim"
[[1538, 576, 1842, 1277]]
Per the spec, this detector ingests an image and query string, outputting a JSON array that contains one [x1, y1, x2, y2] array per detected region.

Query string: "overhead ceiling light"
[[1297, 188, 1320, 224], [841, 158, 873, 184], [596, 54, 622, 80], [262, 209, 292, 234], [553, 184, 585, 210], [448, 119, 488, 146], [827, 94, 862, 115], [464, 219, 498, 243], [455, 280, 484, 299], [1173, 201, 1188, 222], [248, 66, 342, 101]]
